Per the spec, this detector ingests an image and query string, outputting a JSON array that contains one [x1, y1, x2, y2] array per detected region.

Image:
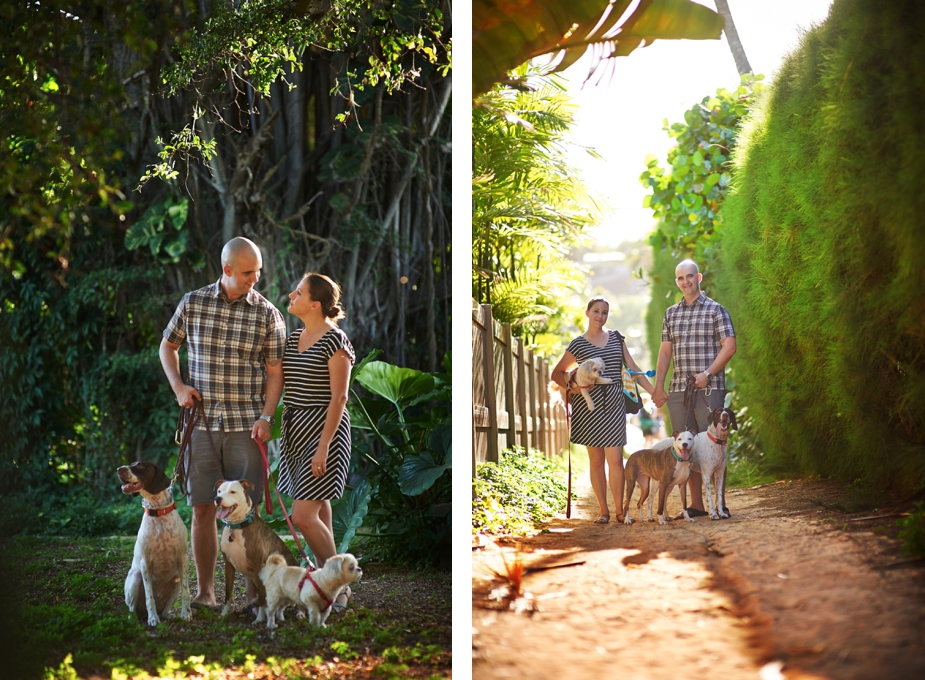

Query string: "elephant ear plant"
[[348, 351, 452, 566]]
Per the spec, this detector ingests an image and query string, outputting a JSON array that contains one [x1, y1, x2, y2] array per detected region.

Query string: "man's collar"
[[681, 291, 707, 307], [211, 278, 257, 306]]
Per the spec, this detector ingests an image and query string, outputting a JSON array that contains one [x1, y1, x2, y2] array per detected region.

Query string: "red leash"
[[256, 438, 314, 568], [565, 387, 572, 519]]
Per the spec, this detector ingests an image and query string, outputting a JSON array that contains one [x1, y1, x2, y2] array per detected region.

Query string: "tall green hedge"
[[715, 0, 925, 492]]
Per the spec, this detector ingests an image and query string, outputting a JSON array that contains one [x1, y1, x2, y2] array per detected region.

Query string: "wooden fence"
[[472, 303, 569, 476]]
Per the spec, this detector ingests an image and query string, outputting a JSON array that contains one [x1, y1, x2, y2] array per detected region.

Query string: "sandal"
[[593, 515, 610, 524], [614, 513, 626, 523], [331, 585, 352, 614]]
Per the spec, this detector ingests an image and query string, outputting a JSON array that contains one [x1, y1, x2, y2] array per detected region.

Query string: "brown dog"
[[214, 479, 299, 621], [622, 431, 695, 525]]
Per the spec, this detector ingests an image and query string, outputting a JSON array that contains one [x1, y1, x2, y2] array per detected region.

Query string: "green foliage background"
[[712, 0, 925, 491], [0, 0, 451, 509]]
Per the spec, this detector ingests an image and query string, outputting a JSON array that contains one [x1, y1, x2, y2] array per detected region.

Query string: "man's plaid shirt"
[[164, 279, 286, 431], [662, 291, 735, 393]]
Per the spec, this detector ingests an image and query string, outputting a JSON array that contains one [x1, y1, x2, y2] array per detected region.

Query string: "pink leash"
[[256, 438, 315, 568]]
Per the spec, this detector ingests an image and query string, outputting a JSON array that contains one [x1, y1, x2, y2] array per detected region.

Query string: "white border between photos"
[[450, 3, 473, 678]]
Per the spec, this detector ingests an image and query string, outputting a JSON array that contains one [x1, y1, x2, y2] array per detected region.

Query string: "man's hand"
[[252, 419, 271, 442], [174, 385, 202, 408], [694, 372, 710, 389], [653, 387, 668, 408]]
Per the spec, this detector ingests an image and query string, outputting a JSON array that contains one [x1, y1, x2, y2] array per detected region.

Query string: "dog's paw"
[[683, 511, 695, 522], [623, 515, 634, 525], [658, 515, 667, 525], [598, 378, 613, 384], [179, 607, 192, 621], [221, 604, 232, 618], [147, 614, 161, 627]]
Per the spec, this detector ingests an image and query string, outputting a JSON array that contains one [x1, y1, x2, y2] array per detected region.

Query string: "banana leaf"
[[473, 0, 725, 95]]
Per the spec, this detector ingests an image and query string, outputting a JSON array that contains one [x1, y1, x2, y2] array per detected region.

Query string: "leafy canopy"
[[472, 65, 598, 347]]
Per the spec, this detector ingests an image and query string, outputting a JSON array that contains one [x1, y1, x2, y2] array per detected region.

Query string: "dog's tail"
[[548, 380, 566, 411], [259, 552, 288, 582]]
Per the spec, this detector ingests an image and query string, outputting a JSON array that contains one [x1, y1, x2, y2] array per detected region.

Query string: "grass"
[[0, 534, 450, 680]]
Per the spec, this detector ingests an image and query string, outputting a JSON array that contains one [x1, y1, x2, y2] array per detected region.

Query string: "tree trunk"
[[714, 0, 752, 75]]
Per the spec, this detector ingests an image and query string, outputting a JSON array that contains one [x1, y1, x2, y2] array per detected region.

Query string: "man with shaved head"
[[160, 236, 286, 612], [652, 259, 737, 517]]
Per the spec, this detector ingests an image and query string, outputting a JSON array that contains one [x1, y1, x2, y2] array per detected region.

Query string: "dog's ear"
[[214, 479, 225, 490], [671, 430, 680, 439], [728, 408, 739, 431], [326, 555, 345, 573], [240, 479, 254, 492], [147, 465, 171, 495]]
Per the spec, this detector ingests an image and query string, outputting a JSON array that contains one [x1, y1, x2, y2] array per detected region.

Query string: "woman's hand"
[[311, 445, 329, 478]]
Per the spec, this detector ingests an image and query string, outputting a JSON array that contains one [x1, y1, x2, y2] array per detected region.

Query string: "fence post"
[[500, 323, 517, 453], [480, 304, 499, 464], [515, 337, 529, 451]]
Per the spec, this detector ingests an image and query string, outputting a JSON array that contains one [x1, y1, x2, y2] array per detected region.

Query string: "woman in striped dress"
[[278, 273, 355, 610], [551, 297, 655, 524]]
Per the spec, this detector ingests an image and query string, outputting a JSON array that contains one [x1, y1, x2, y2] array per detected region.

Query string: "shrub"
[[897, 502, 925, 559], [472, 447, 568, 535]]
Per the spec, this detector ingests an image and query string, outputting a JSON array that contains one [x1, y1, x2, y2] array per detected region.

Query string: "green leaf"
[[397, 426, 452, 495], [332, 480, 371, 553], [355, 361, 435, 406], [165, 197, 189, 230]]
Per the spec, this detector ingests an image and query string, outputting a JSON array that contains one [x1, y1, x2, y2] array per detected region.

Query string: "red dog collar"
[[298, 569, 333, 612], [144, 502, 177, 517], [707, 431, 727, 445]]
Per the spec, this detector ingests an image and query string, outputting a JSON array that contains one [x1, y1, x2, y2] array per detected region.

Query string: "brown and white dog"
[[684, 407, 738, 520], [623, 431, 695, 525], [260, 552, 362, 629], [214, 479, 300, 621], [118, 461, 191, 626], [548, 357, 613, 412]]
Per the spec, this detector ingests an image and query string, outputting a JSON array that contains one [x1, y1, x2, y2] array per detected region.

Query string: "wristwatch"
[[703, 370, 713, 380], [259, 414, 275, 426]]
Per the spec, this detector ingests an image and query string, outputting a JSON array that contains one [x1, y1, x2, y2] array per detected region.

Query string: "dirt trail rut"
[[472, 477, 925, 679]]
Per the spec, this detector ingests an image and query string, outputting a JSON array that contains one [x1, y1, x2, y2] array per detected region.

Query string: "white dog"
[[259, 552, 362, 629], [685, 407, 738, 520], [118, 461, 191, 626], [548, 357, 613, 412]]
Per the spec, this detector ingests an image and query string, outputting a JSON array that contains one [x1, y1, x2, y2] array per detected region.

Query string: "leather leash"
[[172, 400, 224, 498]]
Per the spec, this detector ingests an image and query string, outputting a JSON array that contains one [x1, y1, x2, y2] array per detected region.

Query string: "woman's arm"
[[311, 349, 352, 477], [550, 350, 578, 390], [623, 343, 656, 396]]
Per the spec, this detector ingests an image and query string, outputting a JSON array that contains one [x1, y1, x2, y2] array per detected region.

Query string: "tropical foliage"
[[712, 0, 925, 492], [639, 74, 763, 291], [472, 0, 724, 95], [347, 353, 452, 566], [1, 0, 451, 504], [473, 65, 597, 346]]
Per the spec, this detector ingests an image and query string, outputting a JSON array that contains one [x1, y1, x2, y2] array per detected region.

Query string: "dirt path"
[[472, 475, 925, 679]]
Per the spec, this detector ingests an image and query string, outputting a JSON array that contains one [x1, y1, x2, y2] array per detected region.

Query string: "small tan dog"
[[259, 552, 362, 629], [548, 357, 613, 412]]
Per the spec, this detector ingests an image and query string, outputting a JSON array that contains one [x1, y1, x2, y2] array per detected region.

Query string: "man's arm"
[[159, 337, 201, 407], [252, 357, 283, 442]]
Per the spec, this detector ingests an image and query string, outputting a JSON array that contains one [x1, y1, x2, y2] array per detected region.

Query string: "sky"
[[561, 0, 835, 248]]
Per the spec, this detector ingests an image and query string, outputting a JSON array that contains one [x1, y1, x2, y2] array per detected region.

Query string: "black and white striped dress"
[[566, 330, 627, 447], [277, 327, 355, 500]]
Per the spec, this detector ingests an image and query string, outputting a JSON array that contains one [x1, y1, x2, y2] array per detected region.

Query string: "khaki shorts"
[[667, 389, 726, 434], [185, 430, 263, 506]]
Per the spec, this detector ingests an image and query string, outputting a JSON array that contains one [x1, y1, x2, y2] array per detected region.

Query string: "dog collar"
[[298, 569, 333, 613], [669, 447, 687, 462], [144, 502, 177, 517], [222, 509, 256, 531], [707, 427, 727, 445]]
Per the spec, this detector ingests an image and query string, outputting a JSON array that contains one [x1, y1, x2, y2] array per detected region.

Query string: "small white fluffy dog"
[[548, 357, 613, 412], [259, 552, 362, 629]]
